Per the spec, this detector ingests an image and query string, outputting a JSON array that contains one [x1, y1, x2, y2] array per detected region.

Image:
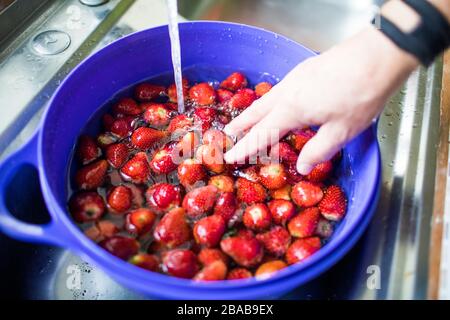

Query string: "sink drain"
[[31, 30, 71, 55]]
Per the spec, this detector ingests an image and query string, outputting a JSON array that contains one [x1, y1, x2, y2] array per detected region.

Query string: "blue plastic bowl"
[[0, 22, 381, 299]]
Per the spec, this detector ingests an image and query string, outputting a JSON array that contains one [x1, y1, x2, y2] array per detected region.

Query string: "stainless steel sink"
[[0, 0, 443, 300]]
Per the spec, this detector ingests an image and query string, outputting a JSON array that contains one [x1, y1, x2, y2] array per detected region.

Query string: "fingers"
[[296, 122, 349, 174]]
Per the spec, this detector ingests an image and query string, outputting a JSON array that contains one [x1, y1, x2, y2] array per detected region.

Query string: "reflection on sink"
[[179, 0, 384, 51]]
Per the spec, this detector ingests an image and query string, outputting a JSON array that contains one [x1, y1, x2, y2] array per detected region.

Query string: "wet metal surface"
[[0, 0, 443, 299]]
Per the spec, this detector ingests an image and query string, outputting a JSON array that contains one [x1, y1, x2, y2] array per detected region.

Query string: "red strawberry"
[[194, 260, 227, 281], [288, 207, 320, 238], [134, 83, 165, 102], [167, 114, 193, 133], [193, 107, 217, 131], [193, 215, 226, 247], [306, 160, 333, 182], [228, 88, 256, 110], [267, 199, 296, 225], [255, 260, 286, 279], [182, 185, 219, 218], [216, 89, 234, 102], [287, 128, 316, 151], [236, 177, 267, 204], [208, 175, 234, 193], [258, 163, 287, 190], [145, 183, 181, 211], [120, 152, 150, 184], [153, 207, 191, 248], [129, 253, 159, 272], [99, 236, 140, 260], [318, 185, 346, 221], [149, 143, 177, 174], [291, 181, 324, 207], [76, 135, 101, 164], [107, 185, 132, 214], [217, 113, 231, 125], [97, 132, 117, 149], [167, 78, 189, 103], [142, 103, 172, 126], [269, 185, 292, 201], [177, 158, 207, 188], [84, 220, 118, 242], [256, 226, 291, 257], [162, 249, 199, 279], [270, 142, 297, 165], [285, 162, 304, 184], [195, 144, 225, 174], [213, 192, 237, 223], [69, 191, 105, 223], [131, 127, 166, 150], [189, 83, 216, 105], [198, 248, 229, 266], [110, 118, 133, 138], [255, 82, 272, 97], [112, 97, 141, 116], [315, 217, 334, 238], [243, 203, 272, 231], [175, 131, 200, 158], [227, 268, 253, 280], [220, 234, 263, 268], [286, 237, 321, 264], [125, 208, 157, 236], [220, 72, 248, 92], [75, 159, 108, 190], [240, 165, 260, 182], [105, 143, 129, 168], [203, 129, 234, 152], [102, 114, 115, 131]]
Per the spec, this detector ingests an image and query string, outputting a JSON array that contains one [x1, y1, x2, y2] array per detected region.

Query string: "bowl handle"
[[0, 133, 67, 246]]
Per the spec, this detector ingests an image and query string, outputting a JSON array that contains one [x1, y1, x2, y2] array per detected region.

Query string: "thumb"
[[296, 122, 349, 175]]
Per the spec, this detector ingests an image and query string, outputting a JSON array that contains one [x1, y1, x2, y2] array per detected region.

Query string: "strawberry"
[[236, 177, 267, 204], [195, 144, 225, 174], [112, 97, 141, 116], [203, 129, 234, 152], [255, 82, 272, 97], [149, 143, 177, 174], [288, 207, 321, 238], [75, 159, 108, 190], [69, 191, 105, 223], [267, 199, 296, 225], [269, 185, 292, 201], [285, 162, 304, 184], [194, 260, 227, 281], [220, 72, 248, 92], [142, 103, 172, 126], [243, 203, 272, 231], [162, 249, 199, 279], [198, 248, 229, 266], [145, 183, 181, 211], [120, 152, 150, 184], [189, 83, 216, 105], [99, 236, 140, 260], [129, 253, 159, 272], [270, 142, 297, 165], [240, 165, 260, 182], [208, 175, 234, 193], [182, 185, 219, 218], [76, 135, 101, 164], [306, 160, 333, 183], [134, 83, 165, 102], [131, 127, 166, 150], [153, 207, 191, 248], [125, 208, 157, 236], [84, 220, 118, 242], [216, 89, 234, 103], [291, 181, 324, 207], [255, 260, 286, 279], [177, 158, 207, 188], [286, 237, 321, 264], [167, 114, 193, 133], [96, 132, 117, 149], [102, 114, 115, 131], [193, 215, 226, 247], [193, 107, 217, 131], [228, 88, 256, 110], [315, 217, 334, 238], [220, 234, 263, 268], [167, 78, 189, 103], [227, 268, 253, 280], [175, 131, 200, 158], [110, 118, 133, 138], [256, 226, 291, 257], [258, 163, 287, 190], [105, 143, 129, 168], [287, 128, 316, 152], [107, 185, 132, 214], [318, 185, 346, 221], [213, 192, 237, 223]]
